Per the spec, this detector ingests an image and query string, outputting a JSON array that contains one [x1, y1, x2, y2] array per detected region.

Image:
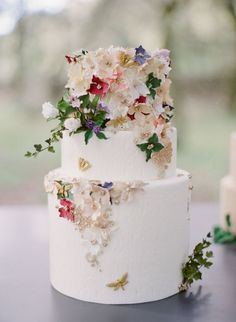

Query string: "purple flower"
[[86, 120, 95, 129], [98, 182, 113, 190], [97, 102, 110, 115], [134, 45, 151, 65], [69, 95, 81, 109], [93, 126, 101, 134], [86, 120, 101, 134], [159, 49, 170, 59]]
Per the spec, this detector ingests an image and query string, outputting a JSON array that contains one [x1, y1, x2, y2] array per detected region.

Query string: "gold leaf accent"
[[106, 116, 129, 128], [152, 140, 173, 169], [118, 52, 135, 67], [106, 272, 129, 291], [79, 158, 91, 171]]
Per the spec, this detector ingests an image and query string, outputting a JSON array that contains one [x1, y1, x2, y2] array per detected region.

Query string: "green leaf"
[[226, 214, 231, 228], [146, 149, 152, 161], [48, 146, 55, 153], [84, 129, 93, 145], [45, 138, 52, 145], [180, 232, 213, 291], [34, 144, 42, 152], [80, 94, 90, 108], [137, 143, 148, 152], [146, 73, 161, 99], [91, 95, 100, 109], [25, 151, 32, 158], [206, 251, 213, 258], [153, 143, 164, 152], [57, 98, 71, 111], [94, 111, 107, 125], [96, 131, 107, 140], [148, 133, 159, 145], [151, 78, 161, 88]]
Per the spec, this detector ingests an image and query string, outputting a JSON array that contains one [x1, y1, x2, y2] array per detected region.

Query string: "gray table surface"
[[0, 203, 236, 322]]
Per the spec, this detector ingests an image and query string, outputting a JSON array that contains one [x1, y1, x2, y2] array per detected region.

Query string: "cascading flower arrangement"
[[25, 45, 174, 162]]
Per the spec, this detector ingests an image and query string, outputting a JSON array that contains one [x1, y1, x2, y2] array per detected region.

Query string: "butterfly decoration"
[[106, 272, 128, 291], [79, 157, 91, 171], [55, 181, 73, 199]]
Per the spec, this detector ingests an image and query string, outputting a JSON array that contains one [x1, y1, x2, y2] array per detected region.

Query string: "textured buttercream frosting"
[[48, 168, 191, 304], [61, 127, 176, 181]]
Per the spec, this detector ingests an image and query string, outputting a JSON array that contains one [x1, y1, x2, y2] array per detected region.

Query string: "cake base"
[[48, 169, 191, 304]]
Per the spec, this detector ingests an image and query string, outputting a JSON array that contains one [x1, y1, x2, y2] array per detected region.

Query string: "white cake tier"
[[220, 176, 236, 235], [47, 169, 191, 304], [230, 132, 236, 180], [61, 128, 177, 181]]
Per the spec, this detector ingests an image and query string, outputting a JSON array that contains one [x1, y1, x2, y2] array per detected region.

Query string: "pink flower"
[[58, 199, 75, 221], [88, 75, 109, 97]]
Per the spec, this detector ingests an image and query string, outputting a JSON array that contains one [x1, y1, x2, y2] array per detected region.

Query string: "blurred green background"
[[0, 0, 235, 205]]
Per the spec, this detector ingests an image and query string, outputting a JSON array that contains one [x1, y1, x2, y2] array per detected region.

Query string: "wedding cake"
[[32, 46, 193, 304], [219, 133, 236, 235]]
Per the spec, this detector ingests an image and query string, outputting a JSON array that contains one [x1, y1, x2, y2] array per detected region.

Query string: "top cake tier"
[[230, 132, 236, 179], [61, 126, 176, 181], [34, 46, 176, 173]]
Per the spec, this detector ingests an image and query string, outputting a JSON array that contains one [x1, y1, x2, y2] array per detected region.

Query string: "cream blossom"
[[64, 117, 81, 132], [156, 79, 173, 106], [42, 102, 59, 119], [128, 103, 153, 119]]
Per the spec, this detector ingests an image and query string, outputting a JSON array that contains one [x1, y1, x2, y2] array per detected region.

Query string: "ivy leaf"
[[34, 144, 42, 152], [25, 151, 32, 157], [96, 131, 107, 140], [84, 129, 93, 145], [179, 232, 213, 292], [48, 146, 55, 153]]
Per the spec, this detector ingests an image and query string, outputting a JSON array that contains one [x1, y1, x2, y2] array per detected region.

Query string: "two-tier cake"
[[36, 46, 192, 304]]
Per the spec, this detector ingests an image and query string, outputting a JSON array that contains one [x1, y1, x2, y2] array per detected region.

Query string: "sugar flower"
[[88, 75, 109, 97], [86, 120, 101, 134], [42, 102, 59, 119], [134, 45, 151, 65], [64, 117, 81, 132], [58, 199, 75, 221], [128, 103, 152, 120]]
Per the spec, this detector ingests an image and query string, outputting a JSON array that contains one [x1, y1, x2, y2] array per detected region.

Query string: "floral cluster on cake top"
[[25, 46, 174, 162]]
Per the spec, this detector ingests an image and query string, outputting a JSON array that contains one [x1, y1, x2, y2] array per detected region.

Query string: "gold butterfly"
[[79, 158, 91, 171], [55, 181, 72, 199], [106, 272, 128, 291], [107, 116, 128, 128]]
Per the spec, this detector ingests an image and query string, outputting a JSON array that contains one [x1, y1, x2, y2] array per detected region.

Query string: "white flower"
[[42, 102, 59, 119], [66, 63, 91, 96], [64, 117, 81, 132], [103, 92, 130, 119]]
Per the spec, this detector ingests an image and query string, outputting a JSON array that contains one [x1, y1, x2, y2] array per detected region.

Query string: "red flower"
[[88, 75, 109, 97], [58, 199, 75, 222], [136, 96, 147, 104]]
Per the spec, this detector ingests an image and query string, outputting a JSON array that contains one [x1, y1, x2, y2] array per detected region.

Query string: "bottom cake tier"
[[45, 169, 191, 304], [220, 176, 236, 235]]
